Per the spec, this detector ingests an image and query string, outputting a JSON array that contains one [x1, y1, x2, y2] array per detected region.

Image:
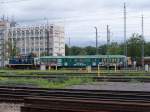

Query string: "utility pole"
[[69, 37, 71, 48], [124, 3, 127, 68], [141, 14, 145, 68], [94, 27, 98, 55], [107, 25, 110, 48], [45, 18, 50, 56], [107, 25, 110, 71], [46, 19, 49, 56], [44, 17, 50, 56], [69, 37, 71, 55]]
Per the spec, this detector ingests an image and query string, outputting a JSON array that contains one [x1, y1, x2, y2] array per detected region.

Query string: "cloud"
[[2, 0, 150, 46]]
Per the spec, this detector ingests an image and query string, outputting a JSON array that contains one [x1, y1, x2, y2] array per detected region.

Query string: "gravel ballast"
[[68, 82, 150, 91]]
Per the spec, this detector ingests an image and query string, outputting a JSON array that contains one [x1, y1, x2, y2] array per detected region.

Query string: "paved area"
[[68, 82, 150, 91], [0, 103, 22, 112]]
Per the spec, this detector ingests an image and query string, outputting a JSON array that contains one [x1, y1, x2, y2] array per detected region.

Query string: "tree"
[[5, 39, 20, 59], [29, 52, 37, 57], [40, 52, 47, 57], [99, 45, 107, 55], [70, 46, 87, 55], [65, 44, 70, 56], [127, 33, 143, 61], [145, 42, 150, 56], [108, 42, 122, 55], [85, 46, 96, 55], [63, 34, 150, 58]]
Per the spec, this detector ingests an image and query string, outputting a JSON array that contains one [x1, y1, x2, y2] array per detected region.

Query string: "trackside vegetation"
[[0, 77, 93, 88]]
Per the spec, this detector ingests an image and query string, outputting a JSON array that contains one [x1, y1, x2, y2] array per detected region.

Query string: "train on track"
[[8, 55, 127, 69]]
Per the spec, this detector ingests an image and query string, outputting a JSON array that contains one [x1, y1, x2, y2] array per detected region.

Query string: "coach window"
[[103, 58, 105, 63], [117, 58, 119, 63], [112, 58, 114, 63], [44, 58, 47, 63], [99, 58, 102, 62], [109, 58, 111, 63], [47, 58, 50, 63], [101, 59, 104, 63]]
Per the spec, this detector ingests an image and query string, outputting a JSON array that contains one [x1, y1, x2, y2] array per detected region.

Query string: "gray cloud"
[[2, 0, 150, 46]]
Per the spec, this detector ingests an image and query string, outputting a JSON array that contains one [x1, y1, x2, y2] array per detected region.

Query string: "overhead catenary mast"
[[107, 25, 110, 47], [69, 37, 71, 55], [107, 25, 110, 71], [94, 27, 98, 55], [141, 14, 145, 68], [124, 3, 127, 68]]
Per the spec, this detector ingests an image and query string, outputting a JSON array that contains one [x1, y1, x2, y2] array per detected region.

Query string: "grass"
[[0, 69, 150, 73], [0, 69, 150, 78], [0, 77, 93, 89]]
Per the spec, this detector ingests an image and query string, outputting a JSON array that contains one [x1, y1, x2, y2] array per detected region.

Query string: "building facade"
[[0, 20, 65, 67], [0, 20, 11, 67], [6, 25, 65, 56]]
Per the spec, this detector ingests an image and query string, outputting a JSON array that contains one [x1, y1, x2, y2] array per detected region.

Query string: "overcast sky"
[[1, 0, 150, 46]]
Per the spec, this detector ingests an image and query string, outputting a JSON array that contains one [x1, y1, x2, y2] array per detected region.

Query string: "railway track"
[[1, 75, 150, 82], [1, 86, 150, 101], [0, 86, 149, 111], [22, 97, 150, 112], [3, 71, 150, 76]]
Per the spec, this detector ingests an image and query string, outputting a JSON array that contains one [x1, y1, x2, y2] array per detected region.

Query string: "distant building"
[[0, 20, 65, 67], [0, 20, 11, 67]]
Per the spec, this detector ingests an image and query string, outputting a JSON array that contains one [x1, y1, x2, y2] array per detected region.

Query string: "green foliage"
[[65, 33, 150, 63], [127, 33, 143, 58], [5, 39, 20, 59], [70, 46, 87, 55], [85, 46, 96, 55], [108, 42, 123, 55], [65, 44, 70, 56], [0, 77, 93, 88], [145, 42, 150, 56], [99, 44, 107, 55]]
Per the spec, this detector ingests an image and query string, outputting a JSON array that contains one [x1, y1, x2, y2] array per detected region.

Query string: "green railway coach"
[[37, 55, 127, 68]]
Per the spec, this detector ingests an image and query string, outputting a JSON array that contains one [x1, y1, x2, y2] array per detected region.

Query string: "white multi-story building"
[[0, 20, 65, 67], [6, 25, 65, 56], [0, 20, 11, 67]]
